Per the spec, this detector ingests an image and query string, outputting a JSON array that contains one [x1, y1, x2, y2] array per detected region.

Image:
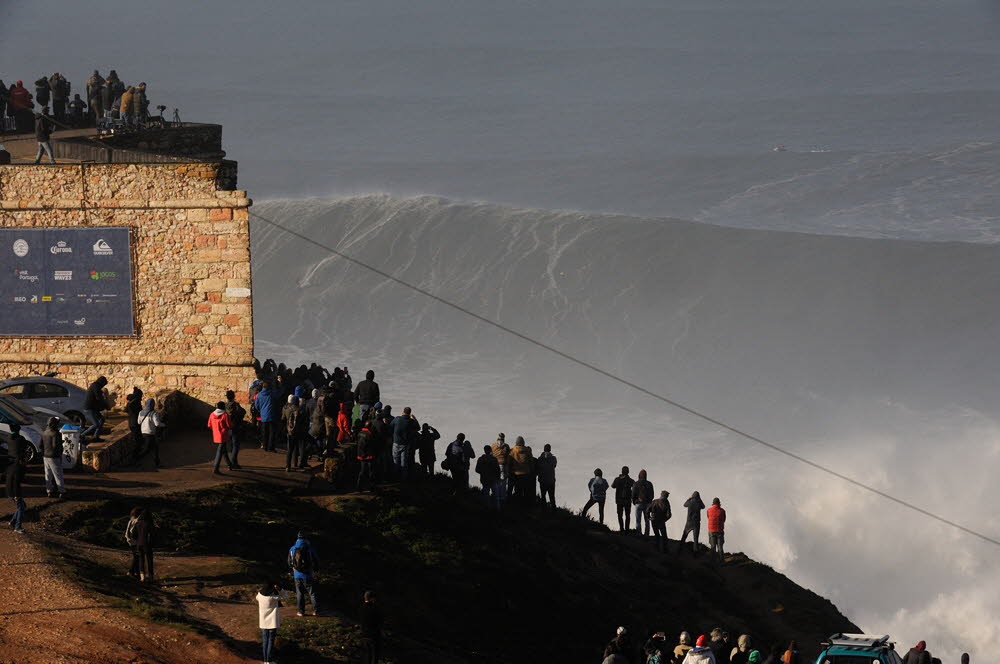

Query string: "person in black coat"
[[82, 376, 109, 441], [611, 467, 635, 533], [678, 490, 705, 554], [359, 590, 384, 664]]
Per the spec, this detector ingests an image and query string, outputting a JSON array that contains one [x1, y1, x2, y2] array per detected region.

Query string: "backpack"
[[291, 546, 313, 574]]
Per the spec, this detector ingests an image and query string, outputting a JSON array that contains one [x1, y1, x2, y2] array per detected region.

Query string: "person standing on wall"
[[81, 376, 109, 442], [40, 417, 66, 498]]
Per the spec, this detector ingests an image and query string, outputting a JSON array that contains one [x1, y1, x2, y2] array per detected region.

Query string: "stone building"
[[0, 124, 256, 405]]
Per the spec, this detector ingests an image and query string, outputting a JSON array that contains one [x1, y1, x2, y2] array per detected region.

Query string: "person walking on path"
[[632, 469, 654, 536], [288, 531, 320, 616], [81, 375, 109, 442], [256, 380, 279, 452], [582, 468, 609, 524], [475, 444, 502, 509], [40, 417, 66, 498], [138, 398, 162, 467], [444, 433, 475, 490], [707, 497, 727, 563], [416, 422, 441, 476], [353, 370, 380, 418], [391, 407, 419, 480], [33, 107, 55, 164], [679, 490, 706, 554], [256, 581, 282, 664], [224, 390, 246, 469], [491, 433, 511, 504], [5, 429, 27, 534], [508, 436, 535, 504], [901, 642, 931, 664], [133, 508, 156, 581], [612, 467, 636, 532], [359, 590, 384, 664], [207, 402, 234, 474], [649, 490, 672, 552], [536, 443, 557, 508]]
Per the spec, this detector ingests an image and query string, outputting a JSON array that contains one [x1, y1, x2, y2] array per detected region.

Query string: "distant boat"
[[772, 144, 787, 152]]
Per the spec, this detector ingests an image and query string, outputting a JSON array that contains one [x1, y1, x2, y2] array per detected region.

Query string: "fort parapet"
[[0, 127, 256, 405]]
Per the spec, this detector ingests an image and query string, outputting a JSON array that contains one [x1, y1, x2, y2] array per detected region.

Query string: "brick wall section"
[[0, 163, 257, 405]]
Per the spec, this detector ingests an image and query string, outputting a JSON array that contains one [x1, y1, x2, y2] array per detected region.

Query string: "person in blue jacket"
[[255, 380, 278, 452], [287, 530, 320, 616]]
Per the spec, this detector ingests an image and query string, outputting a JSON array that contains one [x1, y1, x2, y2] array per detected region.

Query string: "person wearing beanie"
[[649, 490, 672, 552], [40, 417, 66, 498], [632, 469, 655, 536], [582, 468, 609, 524], [611, 466, 635, 532], [707, 497, 727, 563], [683, 635, 718, 664], [901, 641, 931, 664]]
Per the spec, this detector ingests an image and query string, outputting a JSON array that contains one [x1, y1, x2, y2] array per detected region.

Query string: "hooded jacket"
[[41, 423, 63, 458], [475, 453, 501, 484], [288, 537, 320, 580], [34, 78, 50, 106], [207, 409, 231, 444], [445, 438, 475, 470], [536, 451, 557, 484], [684, 647, 718, 664], [612, 473, 635, 505], [632, 471, 654, 504], [255, 387, 277, 422], [491, 439, 510, 466], [650, 495, 672, 524], [119, 87, 134, 115], [508, 438, 534, 476], [9, 82, 33, 111], [356, 426, 375, 460], [707, 504, 727, 533], [901, 644, 931, 664], [283, 400, 305, 436], [684, 492, 706, 525], [84, 376, 109, 411], [139, 399, 161, 435]]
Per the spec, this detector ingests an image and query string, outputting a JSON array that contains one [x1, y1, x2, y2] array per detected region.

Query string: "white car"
[[0, 394, 70, 464]]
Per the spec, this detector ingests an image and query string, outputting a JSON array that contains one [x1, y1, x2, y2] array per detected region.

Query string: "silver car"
[[0, 376, 94, 428], [0, 394, 69, 464]]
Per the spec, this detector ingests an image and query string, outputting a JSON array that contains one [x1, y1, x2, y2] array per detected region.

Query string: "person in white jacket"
[[256, 581, 282, 664], [683, 635, 718, 664], [137, 399, 163, 467]]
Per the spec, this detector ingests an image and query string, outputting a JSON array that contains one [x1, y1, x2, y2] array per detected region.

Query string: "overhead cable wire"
[[249, 210, 1000, 549]]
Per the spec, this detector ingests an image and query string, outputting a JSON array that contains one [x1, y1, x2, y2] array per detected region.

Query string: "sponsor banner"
[[0, 228, 134, 336]]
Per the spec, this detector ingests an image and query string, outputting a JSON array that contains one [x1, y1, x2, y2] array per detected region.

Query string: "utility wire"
[[249, 210, 1000, 549]]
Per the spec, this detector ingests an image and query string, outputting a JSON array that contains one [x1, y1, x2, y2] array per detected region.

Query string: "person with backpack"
[[707, 497, 727, 563], [611, 466, 636, 532], [632, 469, 654, 536], [5, 428, 27, 534], [649, 490, 672, 552], [207, 401, 234, 474], [283, 395, 308, 472], [40, 417, 66, 498], [536, 443, 557, 508], [679, 490, 706, 554], [256, 580, 283, 664], [582, 468, 609, 524], [444, 433, 475, 490], [416, 422, 441, 476], [224, 390, 246, 469], [138, 398, 162, 467], [288, 531, 320, 616], [475, 444, 502, 510]]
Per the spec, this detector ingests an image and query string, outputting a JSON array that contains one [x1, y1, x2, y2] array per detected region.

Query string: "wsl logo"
[[92, 239, 114, 256], [12, 239, 29, 257]]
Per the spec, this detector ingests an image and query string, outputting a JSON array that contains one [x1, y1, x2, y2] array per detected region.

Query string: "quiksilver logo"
[[92, 239, 113, 256]]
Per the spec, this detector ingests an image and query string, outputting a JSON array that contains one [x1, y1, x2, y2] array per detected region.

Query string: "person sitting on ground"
[[679, 490, 705, 554], [707, 497, 727, 563], [632, 469, 654, 536], [674, 631, 694, 664], [416, 422, 440, 476], [683, 635, 717, 664], [901, 641, 931, 664], [288, 531, 320, 616], [256, 580, 282, 664], [359, 590, 384, 664], [5, 428, 27, 534], [507, 436, 535, 503], [40, 417, 65, 498], [444, 433, 475, 490], [649, 490, 672, 552], [207, 401, 234, 474], [475, 444, 502, 510], [611, 466, 636, 532], [731, 635, 753, 664], [582, 468, 609, 524], [81, 375, 109, 442], [536, 443, 557, 508]]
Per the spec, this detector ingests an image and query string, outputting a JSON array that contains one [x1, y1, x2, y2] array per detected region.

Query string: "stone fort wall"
[[0, 162, 257, 404]]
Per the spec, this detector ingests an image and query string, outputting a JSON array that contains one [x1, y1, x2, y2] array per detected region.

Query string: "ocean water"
[[5, 0, 1000, 659]]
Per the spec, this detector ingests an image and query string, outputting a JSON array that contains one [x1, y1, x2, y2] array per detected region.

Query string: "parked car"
[[0, 376, 94, 428], [816, 634, 903, 664], [0, 394, 70, 465]]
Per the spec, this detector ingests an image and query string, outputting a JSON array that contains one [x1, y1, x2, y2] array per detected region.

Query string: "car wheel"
[[65, 411, 86, 427], [24, 442, 39, 465]]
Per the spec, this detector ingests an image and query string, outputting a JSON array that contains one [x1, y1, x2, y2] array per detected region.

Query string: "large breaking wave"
[[252, 194, 1000, 655]]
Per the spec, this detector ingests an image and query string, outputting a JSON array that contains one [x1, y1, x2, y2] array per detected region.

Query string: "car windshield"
[[823, 656, 880, 664]]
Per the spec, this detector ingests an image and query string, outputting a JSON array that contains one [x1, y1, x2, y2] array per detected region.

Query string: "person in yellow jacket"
[[507, 436, 535, 504], [120, 86, 135, 124]]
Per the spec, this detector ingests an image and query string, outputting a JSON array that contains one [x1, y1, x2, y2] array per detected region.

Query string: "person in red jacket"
[[207, 401, 234, 474], [336, 402, 352, 445], [707, 497, 727, 563]]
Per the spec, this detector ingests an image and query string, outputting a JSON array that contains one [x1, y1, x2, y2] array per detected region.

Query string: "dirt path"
[[0, 429, 317, 663]]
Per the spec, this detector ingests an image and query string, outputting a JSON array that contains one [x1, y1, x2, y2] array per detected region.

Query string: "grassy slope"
[[49, 478, 857, 663]]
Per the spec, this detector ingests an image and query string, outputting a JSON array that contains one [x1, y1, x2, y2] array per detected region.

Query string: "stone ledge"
[[0, 198, 252, 210], [0, 355, 255, 366]]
